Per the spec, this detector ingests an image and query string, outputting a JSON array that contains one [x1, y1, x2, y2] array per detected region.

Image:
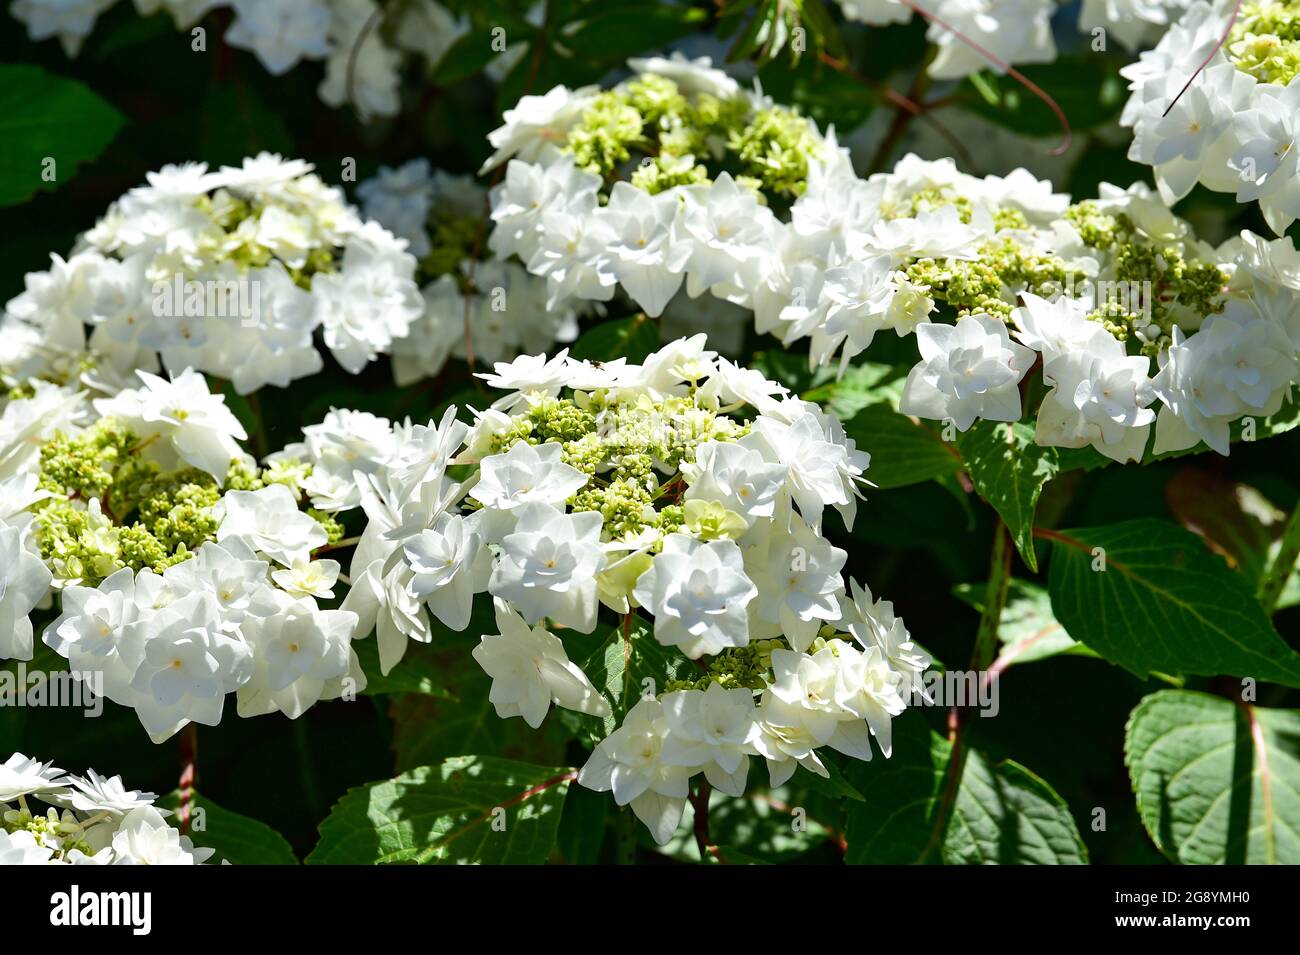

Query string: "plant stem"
[[616, 806, 637, 865], [1259, 502, 1300, 616], [688, 779, 714, 863], [922, 519, 1011, 863], [177, 723, 198, 835], [970, 520, 1012, 675]]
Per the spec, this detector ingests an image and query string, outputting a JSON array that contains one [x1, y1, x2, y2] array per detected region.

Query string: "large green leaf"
[[956, 421, 1058, 571], [843, 403, 962, 490], [843, 715, 953, 864], [307, 756, 575, 864], [1125, 690, 1300, 864], [943, 748, 1089, 864], [843, 713, 1087, 864], [0, 65, 123, 206], [1044, 519, 1300, 686], [158, 790, 298, 865]]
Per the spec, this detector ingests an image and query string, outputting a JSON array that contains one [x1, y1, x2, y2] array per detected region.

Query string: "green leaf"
[[430, 28, 501, 84], [799, 361, 905, 419], [563, 4, 708, 60], [955, 421, 1059, 571], [0, 65, 123, 206], [555, 782, 609, 864], [843, 404, 962, 490], [843, 714, 953, 864], [843, 713, 1087, 863], [568, 314, 660, 364], [1044, 519, 1300, 686], [1125, 689, 1300, 864], [158, 790, 298, 865], [577, 618, 690, 738], [307, 756, 574, 864], [943, 748, 1089, 865], [952, 578, 1097, 667]]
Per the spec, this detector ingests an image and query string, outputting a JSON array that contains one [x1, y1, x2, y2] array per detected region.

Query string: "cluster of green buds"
[[563, 70, 824, 200], [31, 418, 313, 587], [1228, 0, 1300, 85]]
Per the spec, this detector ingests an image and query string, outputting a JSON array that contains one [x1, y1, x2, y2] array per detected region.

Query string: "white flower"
[[10, 0, 116, 56], [217, 484, 328, 566], [403, 513, 491, 630], [659, 682, 758, 796], [225, 0, 331, 76], [681, 440, 788, 525], [840, 580, 931, 696], [489, 502, 605, 633], [471, 599, 610, 728], [0, 829, 56, 865], [1037, 347, 1157, 463], [592, 182, 692, 318], [469, 439, 589, 514], [93, 368, 247, 481], [312, 222, 424, 373], [577, 698, 692, 845], [48, 770, 157, 818], [1152, 305, 1299, 455], [109, 805, 214, 865], [481, 84, 599, 173], [0, 523, 53, 661], [926, 0, 1057, 81], [744, 513, 847, 652], [632, 533, 757, 659], [626, 53, 740, 99], [128, 593, 253, 742], [271, 558, 341, 599], [679, 173, 779, 296], [0, 753, 68, 802], [236, 592, 362, 719], [900, 313, 1037, 431], [740, 407, 870, 531]]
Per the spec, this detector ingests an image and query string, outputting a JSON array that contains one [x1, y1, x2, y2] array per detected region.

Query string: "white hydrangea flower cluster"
[[331, 335, 932, 844], [0, 367, 366, 742], [9, 0, 470, 121], [356, 159, 581, 384], [1, 153, 424, 395], [1123, 0, 1300, 233], [495, 113, 1300, 462], [0, 753, 213, 864], [835, 0, 1056, 78], [484, 55, 845, 320]]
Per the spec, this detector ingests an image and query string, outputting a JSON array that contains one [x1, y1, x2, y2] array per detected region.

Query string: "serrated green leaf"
[[0, 65, 123, 206], [1044, 519, 1300, 686], [956, 421, 1058, 571], [1125, 689, 1300, 864], [943, 749, 1089, 864], [307, 756, 574, 864], [843, 713, 1086, 863], [158, 790, 298, 865]]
